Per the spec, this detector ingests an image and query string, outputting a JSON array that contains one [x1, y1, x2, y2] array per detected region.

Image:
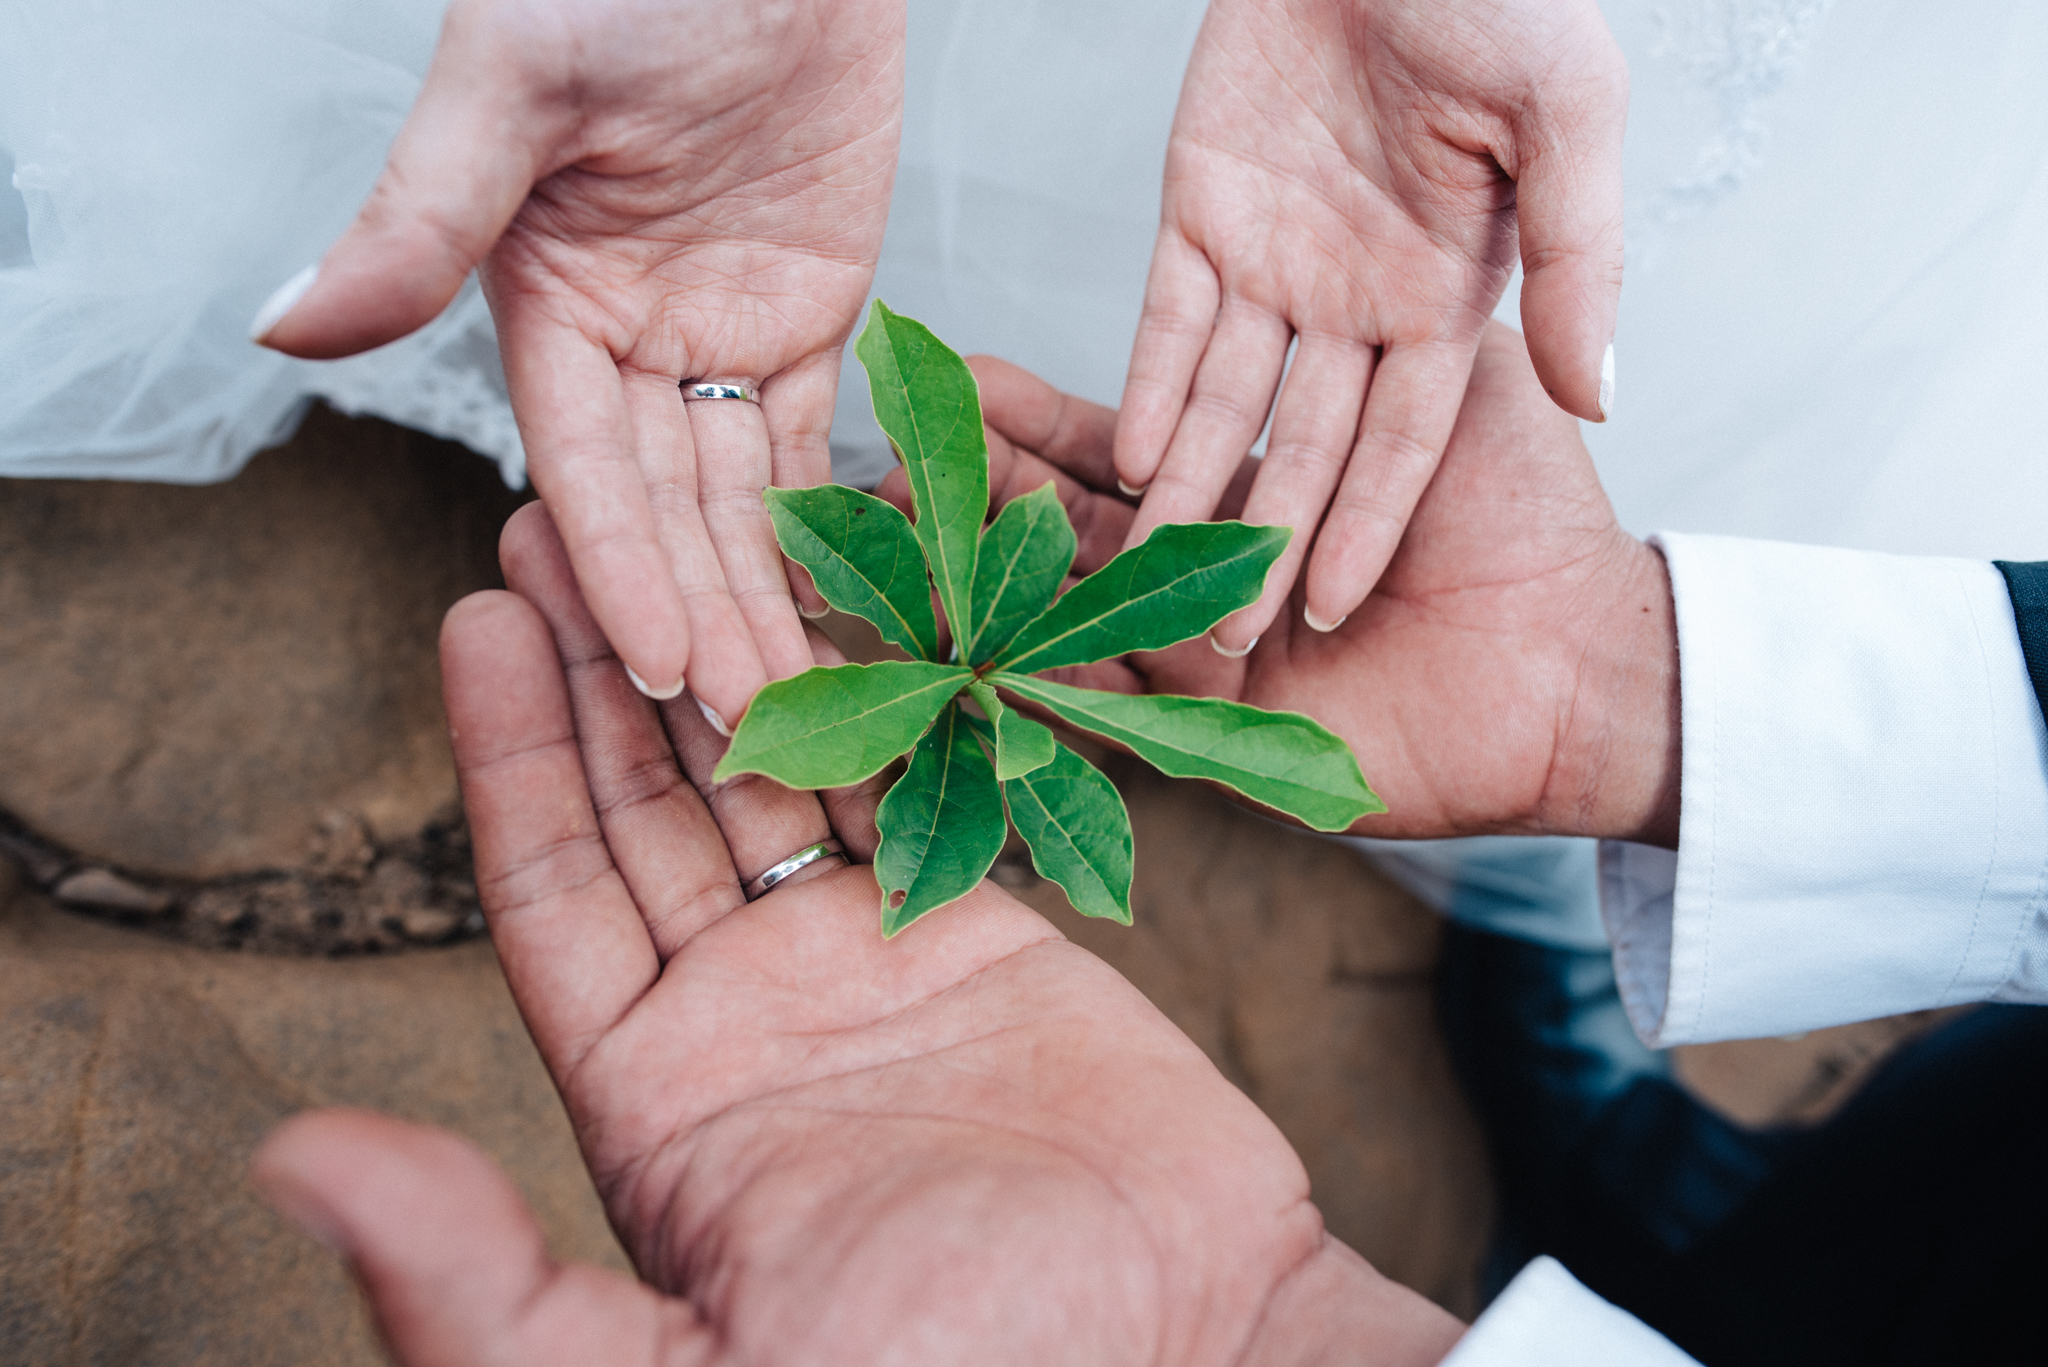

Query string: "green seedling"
[[715, 302, 1384, 935]]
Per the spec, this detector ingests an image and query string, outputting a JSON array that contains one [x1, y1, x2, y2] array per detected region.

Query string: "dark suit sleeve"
[[1993, 561, 2048, 722]]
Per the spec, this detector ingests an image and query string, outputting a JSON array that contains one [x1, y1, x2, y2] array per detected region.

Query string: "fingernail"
[[1210, 632, 1258, 658], [696, 697, 732, 738], [624, 664, 686, 701], [250, 264, 319, 344], [797, 602, 831, 620], [1303, 608, 1347, 633], [1116, 479, 1146, 498], [1597, 341, 1615, 421]]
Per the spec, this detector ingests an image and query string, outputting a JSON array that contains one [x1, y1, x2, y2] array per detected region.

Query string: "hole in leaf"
[[888, 889, 907, 910]]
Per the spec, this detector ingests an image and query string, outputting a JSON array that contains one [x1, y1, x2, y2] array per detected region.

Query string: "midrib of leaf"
[[969, 511, 1038, 652], [766, 671, 963, 747], [997, 538, 1275, 673], [843, 539, 929, 658], [893, 336, 972, 637], [1016, 771, 1108, 886], [915, 706, 960, 859], [987, 673, 1380, 824]]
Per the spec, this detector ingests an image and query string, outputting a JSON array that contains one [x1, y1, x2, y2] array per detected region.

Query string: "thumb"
[[254, 4, 572, 358], [252, 1108, 706, 1367], [1509, 58, 1629, 423]]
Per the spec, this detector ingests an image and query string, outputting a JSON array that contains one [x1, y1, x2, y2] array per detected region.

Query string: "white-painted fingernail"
[[1116, 479, 1146, 498], [250, 264, 319, 344], [797, 602, 831, 620], [624, 664, 687, 701], [1597, 341, 1615, 421], [1210, 632, 1258, 658], [696, 697, 732, 738], [1303, 608, 1347, 633]]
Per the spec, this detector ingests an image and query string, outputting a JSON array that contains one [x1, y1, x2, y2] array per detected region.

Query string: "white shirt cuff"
[[1601, 534, 2048, 1046], [1438, 1257, 1698, 1366]]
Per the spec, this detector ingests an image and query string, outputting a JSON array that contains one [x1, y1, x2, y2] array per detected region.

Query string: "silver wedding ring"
[[742, 838, 846, 901], [681, 381, 761, 404]]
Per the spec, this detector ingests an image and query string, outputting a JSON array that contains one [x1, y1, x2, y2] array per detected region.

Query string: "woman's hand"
[[256, 0, 904, 729], [249, 502, 1463, 1366], [1118, 0, 1627, 654], [973, 325, 1679, 848]]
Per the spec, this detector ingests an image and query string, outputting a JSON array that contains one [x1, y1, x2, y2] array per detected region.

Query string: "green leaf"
[[1001, 739, 1134, 924], [855, 301, 986, 655], [990, 522, 1291, 674], [989, 674, 1383, 832], [713, 661, 971, 789], [967, 482, 1076, 665], [875, 702, 1007, 935], [966, 681, 1054, 780], [764, 486, 940, 662]]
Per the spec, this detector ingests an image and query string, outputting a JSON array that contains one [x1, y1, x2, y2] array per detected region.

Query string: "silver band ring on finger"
[[681, 381, 761, 404], [742, 838, 846, 900]]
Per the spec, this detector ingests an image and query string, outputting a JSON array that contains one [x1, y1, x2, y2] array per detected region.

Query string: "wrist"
[[1537, 535, 1681, 847]]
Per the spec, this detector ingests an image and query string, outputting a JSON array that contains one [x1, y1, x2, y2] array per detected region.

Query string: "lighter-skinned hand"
[[255, 0, 904, 730], [971, 325, 1679, 848], [248, 502, 1464, 1366], [1119, 0, 1627, 654]]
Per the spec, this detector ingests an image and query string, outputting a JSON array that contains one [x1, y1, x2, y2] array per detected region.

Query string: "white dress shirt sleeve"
[[1601, 533, 2048, 1046], [1437, 1257, 1699, 1366]]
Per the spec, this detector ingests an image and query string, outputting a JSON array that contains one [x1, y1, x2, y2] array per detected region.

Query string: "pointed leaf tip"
[[969, 482, 1076, 665], [992, 521, 1291, 674], [765, 485, 941, 661], [855, 302, 987, 657], [1003, 740, 1134, 924], [990, 674, 1381, 832]]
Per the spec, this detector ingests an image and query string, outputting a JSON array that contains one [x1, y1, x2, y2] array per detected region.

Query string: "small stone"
[[396, 905, 464, 943], [305, 810, 376, 881], [52, 868, 172, 916]]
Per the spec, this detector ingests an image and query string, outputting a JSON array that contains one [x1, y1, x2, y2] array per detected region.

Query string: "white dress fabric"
[[11, 0, 2046, 539], [0, 0, 520, 485]]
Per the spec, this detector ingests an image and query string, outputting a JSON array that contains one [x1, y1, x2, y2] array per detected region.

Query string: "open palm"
[[251, 503, 1461, 1366], [261, 0, 904, 728], [1118, 0, 1627, 655], [970, 324, 1677, 848]]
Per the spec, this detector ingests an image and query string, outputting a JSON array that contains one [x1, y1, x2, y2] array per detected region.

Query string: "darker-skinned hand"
[[248, 502, 1464, 1367]]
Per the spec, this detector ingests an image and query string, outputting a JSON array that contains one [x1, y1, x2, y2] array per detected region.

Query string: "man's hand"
[[1118, 0, 1627, 654], [256, 0, 904, 728], [974, 324, 1678, 848], [249, 503, 1463, 1366]]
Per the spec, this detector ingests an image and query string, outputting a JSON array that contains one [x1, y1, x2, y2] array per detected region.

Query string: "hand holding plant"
[[716, 305, 1383, 936], [971, 324, 1682, 850]]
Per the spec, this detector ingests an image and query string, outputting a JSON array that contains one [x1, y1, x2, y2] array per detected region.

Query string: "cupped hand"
[[249, 502, 1463, 1366], [974, 326, 1678, 847], [1119, 0, 1627, 653], [257, 0, 904, 729]]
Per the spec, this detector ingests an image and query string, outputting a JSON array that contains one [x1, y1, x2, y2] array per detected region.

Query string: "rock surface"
[[0, 405, 524, 886], [0, 876, 626, 1367]]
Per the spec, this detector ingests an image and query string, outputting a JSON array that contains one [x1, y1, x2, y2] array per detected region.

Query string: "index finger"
[[440, 590, 661, 1078]]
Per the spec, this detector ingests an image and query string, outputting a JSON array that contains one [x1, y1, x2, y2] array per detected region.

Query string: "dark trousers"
[[1441, 924, 2048, 1365]]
